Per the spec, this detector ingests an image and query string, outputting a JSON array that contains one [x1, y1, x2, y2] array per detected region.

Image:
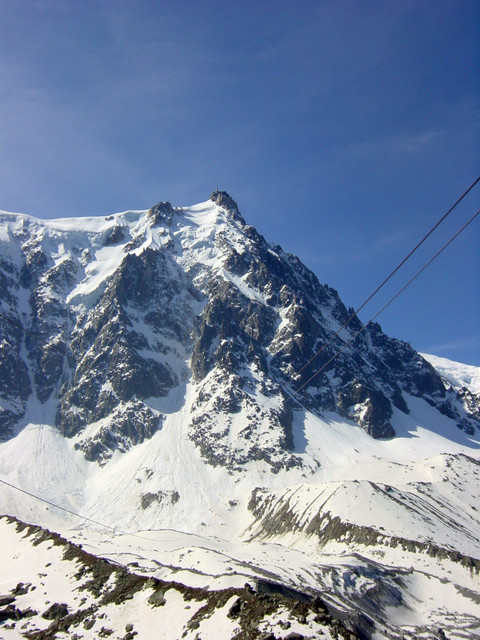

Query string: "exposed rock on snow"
[[0, 516, 358, 640]]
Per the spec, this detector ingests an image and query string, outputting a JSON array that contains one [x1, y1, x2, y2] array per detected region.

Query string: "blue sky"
[[1, 1, 479, 365]]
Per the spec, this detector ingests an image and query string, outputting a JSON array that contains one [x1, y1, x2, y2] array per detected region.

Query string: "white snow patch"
[[421, 352, 480, 395]]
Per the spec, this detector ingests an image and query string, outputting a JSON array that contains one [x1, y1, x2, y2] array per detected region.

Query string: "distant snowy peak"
[[421, 353, 480, 395]]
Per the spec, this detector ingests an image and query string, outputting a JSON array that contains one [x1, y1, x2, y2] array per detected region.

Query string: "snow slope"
[[1, 376, 479, 638], [0, 516, 349, 640], [422, 352, 480, 395]]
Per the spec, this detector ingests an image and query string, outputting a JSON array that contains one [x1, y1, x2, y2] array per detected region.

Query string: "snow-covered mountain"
[[421, 353, 480, 396], [0, 192, 479, 639]]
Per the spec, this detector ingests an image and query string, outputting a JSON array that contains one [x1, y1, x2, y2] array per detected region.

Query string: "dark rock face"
[[0, 194, 478, 464], [42, 602, 69, 620], [210, 190, 242, 218], [103, 225, 126, 246], [148, 201, 175, 226], [140, 490, 179, 509], [189, 224, 395, 442], [337, 382, 395, 439], [75, 401, 162, 465], [0, 256, 32, 439], [54, 247, 197, 458]]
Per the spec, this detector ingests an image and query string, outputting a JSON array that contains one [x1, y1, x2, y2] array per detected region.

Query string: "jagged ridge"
[[0, 192, 477, 467]]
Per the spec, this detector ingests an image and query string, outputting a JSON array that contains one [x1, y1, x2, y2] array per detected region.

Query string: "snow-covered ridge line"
[[0, 208, 147, 228], [421, 352, 480, 395], [0, 515, 356, 640]]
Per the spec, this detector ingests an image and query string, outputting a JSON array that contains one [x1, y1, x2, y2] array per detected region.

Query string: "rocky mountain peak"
[[0, 196, 478, 468], [209, 190, 245, 223], [147, 201, 175, 226]]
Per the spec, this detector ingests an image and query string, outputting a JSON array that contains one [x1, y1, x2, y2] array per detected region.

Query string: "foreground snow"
[[0, 516, 347, 640], [1, 373, 479, 639]]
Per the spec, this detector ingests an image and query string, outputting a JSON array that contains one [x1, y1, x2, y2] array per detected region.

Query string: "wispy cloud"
[[422, 336, 480, 358], [333, 130, 442, 161]]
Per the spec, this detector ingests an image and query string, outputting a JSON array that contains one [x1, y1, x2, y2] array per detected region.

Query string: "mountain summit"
[[0, 194, 479, 639], [0, 192, 477, 464]]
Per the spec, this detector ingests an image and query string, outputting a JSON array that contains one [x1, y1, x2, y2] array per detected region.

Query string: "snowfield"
[[1, 373, 479, 639]]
